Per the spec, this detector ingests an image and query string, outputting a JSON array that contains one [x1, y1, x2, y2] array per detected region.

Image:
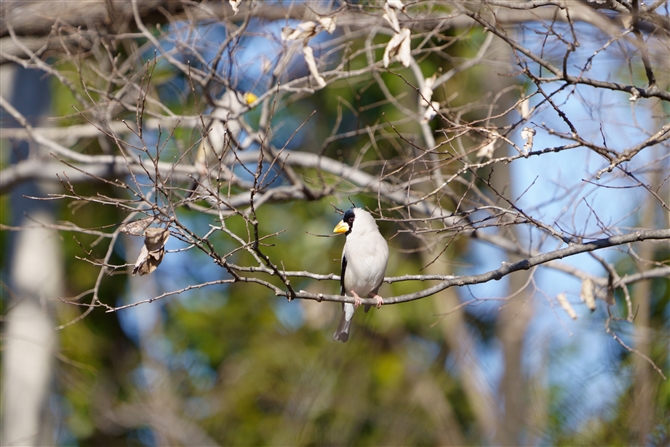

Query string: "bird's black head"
[[343, 208, 356, 234]]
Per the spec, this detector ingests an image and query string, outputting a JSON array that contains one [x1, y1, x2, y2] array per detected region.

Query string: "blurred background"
[[1, 1, 669, 446]]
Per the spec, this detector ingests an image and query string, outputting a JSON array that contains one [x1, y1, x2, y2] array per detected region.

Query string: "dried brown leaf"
[[580, 278, 596, 312], [557, 292, 577, 320], [131, 228, 170, 276], [119, 217, 155, 236]]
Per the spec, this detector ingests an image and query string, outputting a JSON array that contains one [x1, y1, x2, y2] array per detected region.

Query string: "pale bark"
[[2, 66, 61, 447]]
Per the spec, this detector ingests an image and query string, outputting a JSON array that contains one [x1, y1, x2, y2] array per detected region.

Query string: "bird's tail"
[[333, 302, 354, 342], [333, 314, 351, 342]]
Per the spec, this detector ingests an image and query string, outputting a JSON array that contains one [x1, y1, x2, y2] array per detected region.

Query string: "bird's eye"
[[347, 216, 355, 225]]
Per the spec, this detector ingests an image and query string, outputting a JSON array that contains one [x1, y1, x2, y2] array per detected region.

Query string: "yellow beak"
[[333, 221, 350, 234]]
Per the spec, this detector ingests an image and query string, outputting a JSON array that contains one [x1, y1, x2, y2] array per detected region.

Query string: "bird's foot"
[[371, 294, 384, 309], [350, 290, 362, 309]]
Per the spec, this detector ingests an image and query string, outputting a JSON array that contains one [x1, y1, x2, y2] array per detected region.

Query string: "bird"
[[333, 207, 389, 342]]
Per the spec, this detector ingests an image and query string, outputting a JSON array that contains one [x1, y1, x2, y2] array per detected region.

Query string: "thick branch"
[[276, 229, 670, 307]]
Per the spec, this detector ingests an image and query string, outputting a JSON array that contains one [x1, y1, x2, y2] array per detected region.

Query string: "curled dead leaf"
[[144, 227, 170, 252], [557, 292, 577, 320], [281, 21, 318, 41], [420, 73, 436, 107], [421, 101, 440, 123], [383, 3, 401, 34], [132, 228, 170, 276], [119, 216, 155, 236], [383, 28, 411, 68], [317, 16, 336, 34], [229, 0, 241, 14], [580, 277, 596, 312], [386, 0, 405, 11], [521, 127, 536, 153]]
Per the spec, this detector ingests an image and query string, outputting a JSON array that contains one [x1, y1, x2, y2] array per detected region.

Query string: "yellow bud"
[[243, 92, 258, 105]]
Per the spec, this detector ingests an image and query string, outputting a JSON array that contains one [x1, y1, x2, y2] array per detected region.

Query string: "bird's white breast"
[[343, 230, 388, 297]]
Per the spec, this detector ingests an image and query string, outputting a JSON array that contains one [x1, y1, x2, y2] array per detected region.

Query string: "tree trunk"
[[2, 65, 61, 446]]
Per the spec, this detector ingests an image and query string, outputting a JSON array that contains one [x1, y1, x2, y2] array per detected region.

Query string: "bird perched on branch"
[[188, 90, 257, 197], [333, 208, 389, 342]]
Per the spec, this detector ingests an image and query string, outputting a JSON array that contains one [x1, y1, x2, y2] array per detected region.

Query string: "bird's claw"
[[351, 291, 362, 309], [373, 294, 384, 309]]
